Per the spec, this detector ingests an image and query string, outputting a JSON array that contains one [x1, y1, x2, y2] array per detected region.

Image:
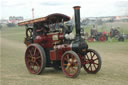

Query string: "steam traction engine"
[[18, 6, 102, 78]]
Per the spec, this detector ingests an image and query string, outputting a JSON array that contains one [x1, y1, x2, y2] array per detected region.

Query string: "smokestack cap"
[[73, 6, 81, 10]]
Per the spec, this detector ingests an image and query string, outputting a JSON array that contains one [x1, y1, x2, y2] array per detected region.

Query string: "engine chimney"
[[72, 6, 88, 54], [73, 6, 81, 39]]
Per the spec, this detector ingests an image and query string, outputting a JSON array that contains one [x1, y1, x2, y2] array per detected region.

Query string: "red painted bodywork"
[[18, 13, 72, 62], [50, 44, 71, 60], [33, 32, 71, 61], [78, 54, 87, 65], [34, 32, 64, 48]]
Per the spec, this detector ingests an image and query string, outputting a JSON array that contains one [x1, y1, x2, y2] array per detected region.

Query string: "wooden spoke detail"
[[83, 49, 102, 74], [61, 51, 81, 78]]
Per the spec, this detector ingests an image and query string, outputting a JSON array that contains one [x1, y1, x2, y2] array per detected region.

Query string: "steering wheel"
[[26, 28, 33, 40]]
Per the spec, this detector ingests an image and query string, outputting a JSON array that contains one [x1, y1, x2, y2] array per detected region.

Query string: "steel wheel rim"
[[25, 45, 42, 74], [62, 53, 79, 77]]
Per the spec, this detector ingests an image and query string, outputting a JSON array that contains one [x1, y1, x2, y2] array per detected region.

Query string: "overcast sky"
[[1, 0, 128, 19]]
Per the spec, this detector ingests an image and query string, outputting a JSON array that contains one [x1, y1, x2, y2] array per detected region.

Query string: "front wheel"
[[83, 49, 102, 74], [61, 51, 81, 78]]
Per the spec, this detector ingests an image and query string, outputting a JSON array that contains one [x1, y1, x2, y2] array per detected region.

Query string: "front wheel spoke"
[[93, 58, 98, 61], [90, 64, 92, 71], [86, 54, 90, 60], [71, 55, 75, 60], [64, 57, 68, 61], [87, 64, 91, 69], [93, 64, 97, 69], [74, 62, 78, 67], [63, 64, 68, 66], [71, 67, 77, 72], [90, 52, 93, 57], [66, 55, 70, 60], [94, 62, 99, 65], [85, 60, 90, 64], [66, 66, 70, 72], [72, 57, 76, 63], [86, 59, 91, 62], [91, 53, 95, 59]]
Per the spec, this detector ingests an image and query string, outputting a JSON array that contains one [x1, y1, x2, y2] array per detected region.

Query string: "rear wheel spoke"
[[30, 63, 34, 69], [35, 62, 40, 67], [27, 59, 32, 63], [29, 50, 33, 57], [36, 56, 41, 59], [34, 48, 37, 56]]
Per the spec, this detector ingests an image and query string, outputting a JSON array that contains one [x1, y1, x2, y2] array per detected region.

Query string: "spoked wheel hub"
[[31, 57, 37, 62], [61, 51, 81, 78]]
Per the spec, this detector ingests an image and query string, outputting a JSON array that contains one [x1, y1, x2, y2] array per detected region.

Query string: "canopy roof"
[[18, 13, 70, 26]]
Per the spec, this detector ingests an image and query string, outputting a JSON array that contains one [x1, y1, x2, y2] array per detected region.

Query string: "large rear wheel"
[[25, 44, 46, 74], [83, 49, 102, 74], [61, 51, 81, 78]]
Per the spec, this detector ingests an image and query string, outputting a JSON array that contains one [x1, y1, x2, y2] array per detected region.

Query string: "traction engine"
[[18, 6, 102, 78]]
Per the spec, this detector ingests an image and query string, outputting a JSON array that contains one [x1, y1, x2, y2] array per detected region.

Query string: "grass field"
[[1, 25, 128, 85]]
